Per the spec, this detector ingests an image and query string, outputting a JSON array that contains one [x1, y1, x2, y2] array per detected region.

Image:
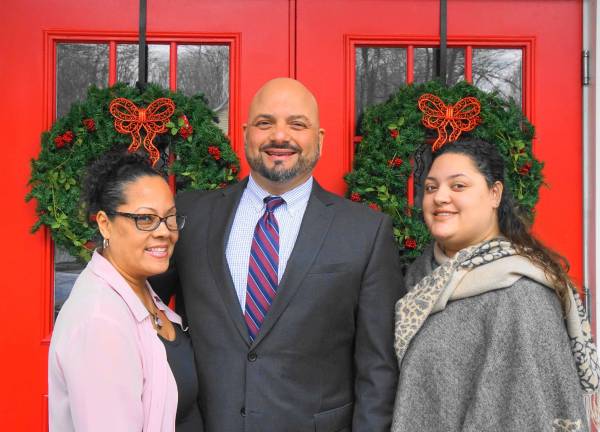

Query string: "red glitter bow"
[[109, 97, 176, 166], [418, 93, 481, 151]]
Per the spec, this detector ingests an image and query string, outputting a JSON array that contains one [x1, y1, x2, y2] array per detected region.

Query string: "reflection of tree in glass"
[[56, 44, 108, 117], [355, 47, 406, 134], [117, 44, 138, 85], [177, 45, 229, 111], [116, 44, 169, 88], [472, 49, 522, 106], [413, 47, 464, 85]]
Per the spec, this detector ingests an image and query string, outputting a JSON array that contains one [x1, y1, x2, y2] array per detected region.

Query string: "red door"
[[0, 1, 583, 430], [296, 0, 583, 283], [0, 1, 292, 430]]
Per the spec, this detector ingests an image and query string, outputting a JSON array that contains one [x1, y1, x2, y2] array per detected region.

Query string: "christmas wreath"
[[26, 83, 239, 261], [345, 80, 542, 263]]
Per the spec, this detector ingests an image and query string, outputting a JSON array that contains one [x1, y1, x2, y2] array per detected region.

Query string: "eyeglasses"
[[105, 211, 186, 231]]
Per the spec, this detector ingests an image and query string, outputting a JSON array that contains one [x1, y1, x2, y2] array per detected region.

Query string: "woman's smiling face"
[[423, 152, 503, 257], [98, 175, 179, 284]]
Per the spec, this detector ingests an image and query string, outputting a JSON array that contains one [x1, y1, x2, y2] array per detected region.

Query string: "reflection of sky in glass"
[[355, 47, 406, 134], [117, 44, 170, 88], [472, 49, 522, 106]]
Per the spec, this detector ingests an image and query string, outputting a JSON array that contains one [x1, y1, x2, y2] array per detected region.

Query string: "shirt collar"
[[246, 175, 313, 215], [88, 250, 182, 326]]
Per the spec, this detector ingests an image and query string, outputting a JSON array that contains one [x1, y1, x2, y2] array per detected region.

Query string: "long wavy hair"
[[430, 138, 572, 313]]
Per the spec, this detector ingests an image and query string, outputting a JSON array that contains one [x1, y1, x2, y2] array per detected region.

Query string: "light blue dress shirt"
[[225, 175, 313, 310]]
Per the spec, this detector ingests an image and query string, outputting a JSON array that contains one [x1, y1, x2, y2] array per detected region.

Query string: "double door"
[[0, 1, 582, 429]]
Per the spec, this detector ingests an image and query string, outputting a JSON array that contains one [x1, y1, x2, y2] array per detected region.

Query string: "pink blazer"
[[49, 251, 183, 432]]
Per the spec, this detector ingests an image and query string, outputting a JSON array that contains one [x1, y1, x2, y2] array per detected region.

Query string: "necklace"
[[134, 284, 164, 330], [148, 306, 163, 330]]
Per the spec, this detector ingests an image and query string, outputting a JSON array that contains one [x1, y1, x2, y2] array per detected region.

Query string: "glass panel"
[[355, 47, 407, 135], [148, 45, 170, 88], [56, 43, 108, 118], [117, 44, 170, 88], [177, 45, 230, 133], [117, 44, 138, 85], [413, 47, 465, 86], [472, 48, 522, 106], [55, 43, 109, 318], [54, 246, 85, 320]]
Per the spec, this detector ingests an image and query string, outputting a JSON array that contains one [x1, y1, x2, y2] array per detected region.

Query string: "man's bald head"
[[247, 78, 320, 128], [243, 78, 325, 195]]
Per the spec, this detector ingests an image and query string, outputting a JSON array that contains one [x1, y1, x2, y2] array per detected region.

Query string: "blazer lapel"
[[251, 182, 335, 347], [207, 178, 251, 346]]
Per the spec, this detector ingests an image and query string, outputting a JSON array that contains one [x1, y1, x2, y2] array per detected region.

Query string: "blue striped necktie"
[[244, 196, 285, 341]]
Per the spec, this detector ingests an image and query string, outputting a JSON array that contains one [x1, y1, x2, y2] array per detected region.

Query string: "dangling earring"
[[102, 238, 109, 249]]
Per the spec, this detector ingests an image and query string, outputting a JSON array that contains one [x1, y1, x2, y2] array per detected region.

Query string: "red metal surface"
[[0, 1, 290, 430], [296, 0, 582, 287], [0, 0, 583, 430]]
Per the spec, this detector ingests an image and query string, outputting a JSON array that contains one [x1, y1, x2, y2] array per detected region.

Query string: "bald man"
[[152, 78, 403, 431]]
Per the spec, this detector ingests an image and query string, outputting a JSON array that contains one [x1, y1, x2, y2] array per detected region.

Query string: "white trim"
[[583, 0, 598, 334]]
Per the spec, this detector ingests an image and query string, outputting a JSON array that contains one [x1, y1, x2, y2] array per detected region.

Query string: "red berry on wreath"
[[208, 146, 221, 160], [404, 238, 417, 249], [518, 161, 532, 175], [83, 118, 96, 132], [368, 202, 380, 211], [390, 129, 399, 139], [179, 125, 194, 139], [387, 157, 403, 168], [62, 131, 74, 143], [350, 192, 361, 202], [54, 136, 66, 148]]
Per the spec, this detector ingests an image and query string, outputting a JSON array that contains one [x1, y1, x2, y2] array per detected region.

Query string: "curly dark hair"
[[82, 151, 163, 218], [431, 138, 572, 313]]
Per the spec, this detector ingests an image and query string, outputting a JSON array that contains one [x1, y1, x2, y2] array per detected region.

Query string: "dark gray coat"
[[152, 179, 403, 432], [393, 243, 587, 432]]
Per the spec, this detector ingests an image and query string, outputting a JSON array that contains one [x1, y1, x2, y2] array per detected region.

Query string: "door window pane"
[[117, 44, 170, 88], [55, 43, 109, 319], [472, 48, 522, 105], [54, 246, 84, 320], [413, 47, 464, 86], [177, 45, 230, 133], [56, 43, 108, 117], [355, 47, 407, 134]]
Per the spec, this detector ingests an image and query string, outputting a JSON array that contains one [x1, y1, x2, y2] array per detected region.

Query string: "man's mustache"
[[260, 142, 302, 153]]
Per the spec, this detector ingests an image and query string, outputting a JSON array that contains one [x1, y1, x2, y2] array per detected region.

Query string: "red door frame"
[[40, 30, 242, 341], [344, 35, 535, 169]]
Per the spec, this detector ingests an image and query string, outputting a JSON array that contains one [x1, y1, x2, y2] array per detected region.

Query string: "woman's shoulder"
[[53, 266, 139, 341], [498, 277, 562, 314], [458, 276, 566, 337]]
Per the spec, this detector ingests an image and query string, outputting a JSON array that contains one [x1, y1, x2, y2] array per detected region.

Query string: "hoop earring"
[[103, 238, 109, 249]]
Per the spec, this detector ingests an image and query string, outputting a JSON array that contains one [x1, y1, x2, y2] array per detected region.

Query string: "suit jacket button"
[[247, 351, 257, 362], [240, 407, 246, 417]]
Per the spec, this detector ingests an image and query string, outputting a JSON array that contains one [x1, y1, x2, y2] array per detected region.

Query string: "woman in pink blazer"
[[49, 152, 202, 431]]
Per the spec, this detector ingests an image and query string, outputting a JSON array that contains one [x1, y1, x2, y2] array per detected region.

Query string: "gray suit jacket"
[[152, 179, 403, 432]]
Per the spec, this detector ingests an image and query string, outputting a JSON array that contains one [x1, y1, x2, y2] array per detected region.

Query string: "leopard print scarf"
[[395, 238, 600, 423]]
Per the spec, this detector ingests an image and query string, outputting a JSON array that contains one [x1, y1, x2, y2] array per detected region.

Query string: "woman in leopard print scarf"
[[392, 139, 598, 432]]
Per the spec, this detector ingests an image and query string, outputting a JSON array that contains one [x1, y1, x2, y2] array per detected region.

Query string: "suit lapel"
[[251, 182, 335, 347], [206, 179, 250, 346]]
